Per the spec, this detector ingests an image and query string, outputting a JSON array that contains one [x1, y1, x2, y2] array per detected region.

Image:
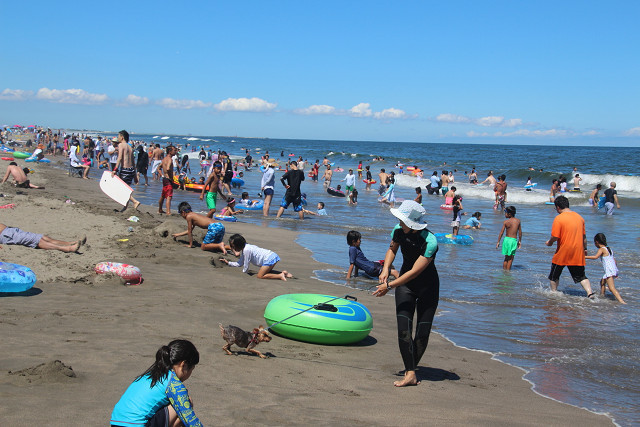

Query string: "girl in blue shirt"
[[111, 340, 203, 427]]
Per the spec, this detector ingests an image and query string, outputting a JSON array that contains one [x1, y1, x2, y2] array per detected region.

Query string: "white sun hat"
[[390, 200, 428, 230]]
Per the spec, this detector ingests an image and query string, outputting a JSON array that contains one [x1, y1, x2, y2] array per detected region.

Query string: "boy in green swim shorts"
[[200, 161, 223, 218], [496, 206, 522, 271]]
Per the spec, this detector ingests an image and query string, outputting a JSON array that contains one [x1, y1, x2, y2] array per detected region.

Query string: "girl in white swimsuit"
[[585, 233, 626, 304]]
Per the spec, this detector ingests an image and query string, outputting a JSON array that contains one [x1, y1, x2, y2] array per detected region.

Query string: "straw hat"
[[390, 200, 428, 230]]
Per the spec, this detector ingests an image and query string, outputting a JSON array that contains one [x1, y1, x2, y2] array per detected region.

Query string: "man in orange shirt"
[[545, 196, 595, 298]]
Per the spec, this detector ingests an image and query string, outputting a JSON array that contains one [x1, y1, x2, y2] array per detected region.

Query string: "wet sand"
[[0, 160, 612, 425]]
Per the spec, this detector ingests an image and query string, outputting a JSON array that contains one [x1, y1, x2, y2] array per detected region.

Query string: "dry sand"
[[0, 160, 612, 425]]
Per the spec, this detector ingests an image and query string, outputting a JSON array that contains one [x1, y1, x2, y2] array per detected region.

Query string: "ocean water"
[[109, 134, 638, 425]]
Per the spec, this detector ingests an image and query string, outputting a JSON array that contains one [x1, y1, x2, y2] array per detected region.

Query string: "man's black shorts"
[[548, 264, 587, 283]]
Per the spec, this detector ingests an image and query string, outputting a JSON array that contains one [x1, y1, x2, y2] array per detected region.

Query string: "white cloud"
[[123, 94, 149, 106], [0, 89, 34, 101], [465, 128, 572, 138], [36, 87, 108, 104], [214, 97, 276, 112], [349, 103, 373, 117], [623, 127, 640, 136], [435, 113, 472, 124], [293, 104, 336, 115], [435, 113, 524, 128], [157, 98, 211, 110], [373, 108, 408, 120]]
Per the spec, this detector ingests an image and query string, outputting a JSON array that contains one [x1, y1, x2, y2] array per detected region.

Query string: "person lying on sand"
[[1, 163, 45, 189], [0, 223, 85, 253]]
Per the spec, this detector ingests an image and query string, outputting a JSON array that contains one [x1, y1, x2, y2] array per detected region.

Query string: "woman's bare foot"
[[71, 241, 81, 253], [133, 201, 141, 210], [394, 371, 420, 387]]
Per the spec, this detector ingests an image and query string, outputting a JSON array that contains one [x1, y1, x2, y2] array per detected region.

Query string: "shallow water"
[[107, 134, 638, 425]]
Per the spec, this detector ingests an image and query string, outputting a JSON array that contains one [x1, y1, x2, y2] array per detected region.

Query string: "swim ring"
[[264, 294, 373, 345], [231, 177, 245, 187], [440, 204, 454, 210], [12, 152, 30, 159], [363, 179, 377, 184], [237, 200, 264, 211], [0, 262, 36, 293], [25, 157, 51, 163], [1, 157, 14, 161], [327, 187, 345, 197], [214, 214, 237, 222], [94, 262, 142, 284]]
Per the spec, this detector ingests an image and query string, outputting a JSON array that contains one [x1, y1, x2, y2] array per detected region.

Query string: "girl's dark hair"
[[415, 187, 421, 193], [472, 211, 481, 218], [594, 233, 607, 247], [229, 233, 246, 251], [137, 340, 199, 388], [596, 184, 602, 190]]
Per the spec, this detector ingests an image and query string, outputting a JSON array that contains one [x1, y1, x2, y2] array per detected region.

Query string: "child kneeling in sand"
[[172, 201, 226, 252], [0, 223, 85, 253], [220, 233, 292, 281], [111, 339, 203, 427]]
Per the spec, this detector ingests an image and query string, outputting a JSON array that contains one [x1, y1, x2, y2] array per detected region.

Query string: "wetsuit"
[[390, 225, 439, 372]]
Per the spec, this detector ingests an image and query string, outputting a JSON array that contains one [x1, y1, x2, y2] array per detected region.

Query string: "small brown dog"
[[219, 324, 272, 359]]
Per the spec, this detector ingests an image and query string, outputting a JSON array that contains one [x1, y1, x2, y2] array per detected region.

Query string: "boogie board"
[[545, 202, 556, 205], [524, 183, 537, 189], [597, 196, 606, 209], [435, 233, 473, 245], [99, 171, 133, 206]]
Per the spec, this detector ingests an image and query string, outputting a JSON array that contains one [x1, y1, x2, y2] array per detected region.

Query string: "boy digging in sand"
[[0, 223, 85, 253], [172, 202, 227, 252], [496, 206, 522, 270], [220, 233, 292, 281]]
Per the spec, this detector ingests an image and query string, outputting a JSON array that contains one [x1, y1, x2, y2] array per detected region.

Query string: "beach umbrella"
[[27, 125, 35, 128]]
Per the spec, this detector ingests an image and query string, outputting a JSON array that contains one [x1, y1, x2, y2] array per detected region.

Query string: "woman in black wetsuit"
[[373, 200, 439, 387]]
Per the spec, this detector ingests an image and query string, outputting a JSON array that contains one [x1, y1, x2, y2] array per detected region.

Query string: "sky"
[[1, 1, 639, 146]]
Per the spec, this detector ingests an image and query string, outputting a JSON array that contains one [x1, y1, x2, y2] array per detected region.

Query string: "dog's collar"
[[249, 332, 259, 346]]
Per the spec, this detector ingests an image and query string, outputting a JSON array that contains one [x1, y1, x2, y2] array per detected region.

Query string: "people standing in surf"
[[150, 144, 164, 181], [549, 179, 560, 202], [322, 165, 333, 189], [440, 170, 450, 196], [494, 174, 507, 210], [112, 130, 141, 211], [426, 171, 441, 195], [135, 145, 149, 186], [479, 171, 496, 187], [588, 184, 602, 206], [603, 182, 621, 215], [276, 161, 305, 220], [585, 233, 625, 304], [380, 173, 396, 207], [260, 163, 275, 217], [373, 200, 440, 387], [378, 168, 389, 195], [496, 206, 522, 271], [342, 168, 356, 196], [450, 195, 463, 236], [545, 196, 595, 298]]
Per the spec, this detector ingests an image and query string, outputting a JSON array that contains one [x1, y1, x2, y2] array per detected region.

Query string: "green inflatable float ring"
[[264, 293, 373, 345]]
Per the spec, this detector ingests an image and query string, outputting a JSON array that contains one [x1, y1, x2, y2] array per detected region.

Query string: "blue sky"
[[1, 1, 639, 146]]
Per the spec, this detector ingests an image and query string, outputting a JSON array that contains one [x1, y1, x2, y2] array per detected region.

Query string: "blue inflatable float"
[[434, 233, 474, 245], [0, 262, 36, 292]]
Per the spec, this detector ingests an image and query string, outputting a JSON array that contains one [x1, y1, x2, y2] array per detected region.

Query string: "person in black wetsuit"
[[373, 200, 439, 387]]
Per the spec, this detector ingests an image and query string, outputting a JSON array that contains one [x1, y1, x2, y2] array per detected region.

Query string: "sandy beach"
[[0, 160, 613, 425]]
